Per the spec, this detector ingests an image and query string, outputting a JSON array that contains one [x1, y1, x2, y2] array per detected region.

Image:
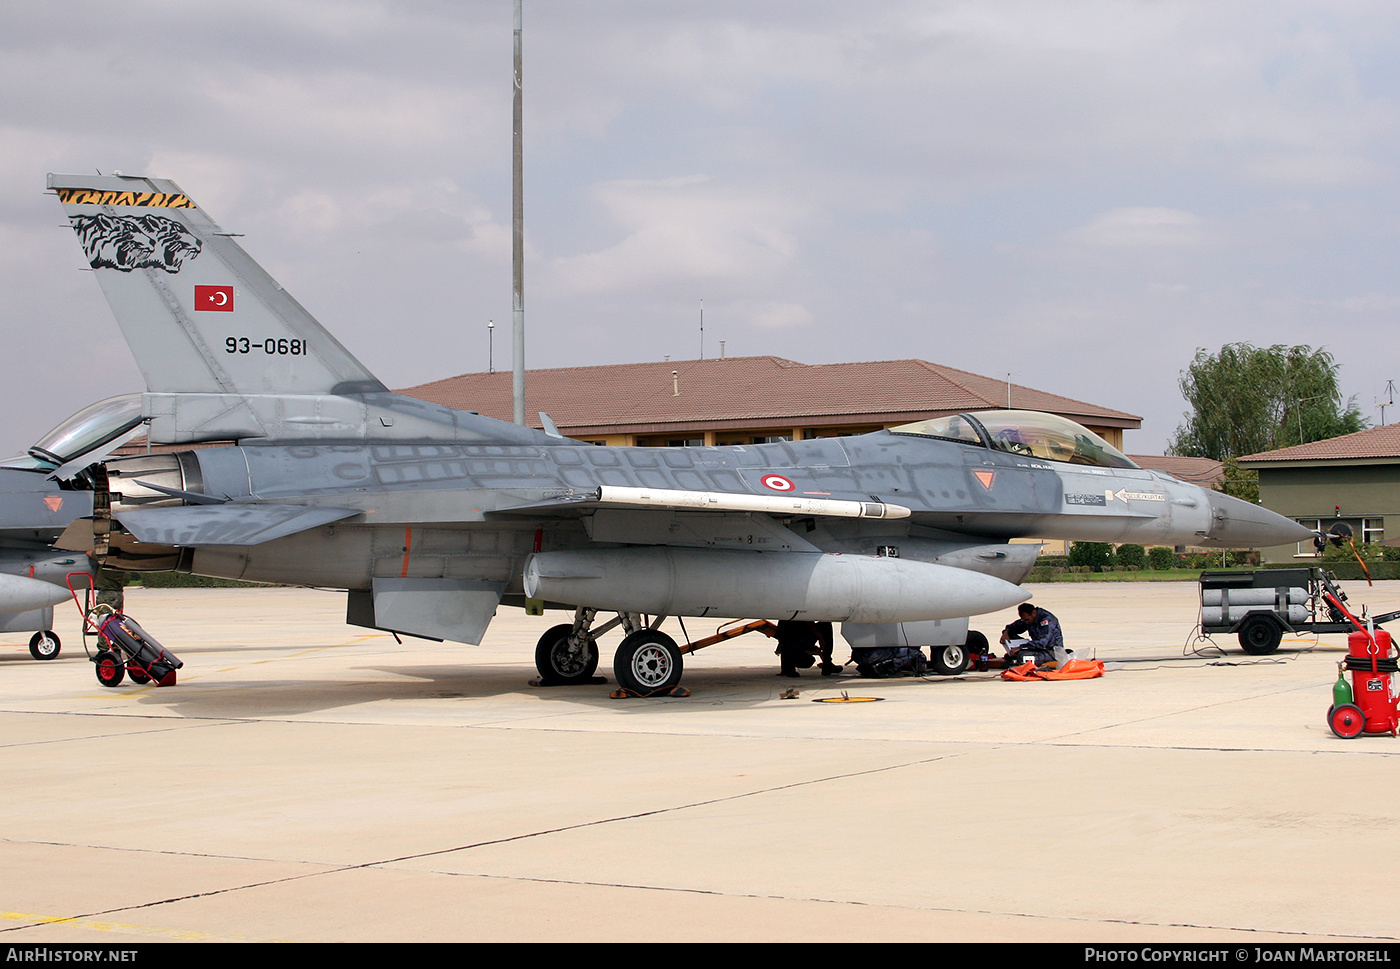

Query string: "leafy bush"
[[1115, 544, 1146, 569], [1069, 542, 1113, 571], [129, 572, 268, 589], [1148, 546, 1177, 570]]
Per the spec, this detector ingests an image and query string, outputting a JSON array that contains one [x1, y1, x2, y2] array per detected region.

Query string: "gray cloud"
[[2, 0, 1399, 457]]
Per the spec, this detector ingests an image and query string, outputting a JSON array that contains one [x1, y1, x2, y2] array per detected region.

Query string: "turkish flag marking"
[[195, 285, 233, 311]]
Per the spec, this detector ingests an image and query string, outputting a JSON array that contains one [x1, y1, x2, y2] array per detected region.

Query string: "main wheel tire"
[[28, 630, 60, 661], [931, 642, 969, 676], [965, 630, 989, 655], [94, 650, 125, 688], [613, 630, 684, 695], [534, 623, 599, 684], [1237, 615, 1283, 655], [1330, 702, 1365, 739]]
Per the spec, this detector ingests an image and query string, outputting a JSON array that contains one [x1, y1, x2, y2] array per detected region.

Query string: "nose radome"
[[1201, 490, 1316, 548]]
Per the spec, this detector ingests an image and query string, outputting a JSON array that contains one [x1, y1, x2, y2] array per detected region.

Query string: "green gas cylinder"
[[1333, 664, 1354, 707]]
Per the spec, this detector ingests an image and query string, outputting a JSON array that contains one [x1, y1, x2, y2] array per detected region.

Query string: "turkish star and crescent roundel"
[[761, 474, 795, 492], [195, 285, 233, 311]]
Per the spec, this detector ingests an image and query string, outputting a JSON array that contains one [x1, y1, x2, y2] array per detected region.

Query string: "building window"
[[1364, 518, 1385, 545], [1296, 518, 1321, 557]]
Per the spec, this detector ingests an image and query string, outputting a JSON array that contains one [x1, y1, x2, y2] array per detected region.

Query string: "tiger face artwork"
[[69, 213, 202, 273]]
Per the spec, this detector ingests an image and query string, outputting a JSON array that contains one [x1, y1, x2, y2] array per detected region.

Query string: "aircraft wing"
[[112, 504, 360, 547], [489, 485, 910, 520]]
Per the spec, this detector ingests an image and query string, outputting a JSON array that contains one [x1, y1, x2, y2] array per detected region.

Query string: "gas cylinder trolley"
[[65, 572, 183, 687]]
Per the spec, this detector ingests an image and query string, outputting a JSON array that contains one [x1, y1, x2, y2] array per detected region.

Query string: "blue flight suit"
[[1002, 608, 1064, 664]]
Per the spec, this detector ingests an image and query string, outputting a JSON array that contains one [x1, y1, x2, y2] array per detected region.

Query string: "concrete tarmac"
[[2, 581, 1398, 943]]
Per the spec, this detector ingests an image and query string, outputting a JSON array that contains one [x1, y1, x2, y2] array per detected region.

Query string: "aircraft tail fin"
[[48, 174, 385, 402]]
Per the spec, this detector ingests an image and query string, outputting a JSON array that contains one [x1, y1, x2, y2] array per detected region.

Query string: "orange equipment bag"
[[1001, 659, 1104, 681]]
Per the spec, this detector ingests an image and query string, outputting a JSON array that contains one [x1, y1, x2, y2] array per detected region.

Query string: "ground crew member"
[[1000, 603, 1064, 666], [775, 621, 843, 677]]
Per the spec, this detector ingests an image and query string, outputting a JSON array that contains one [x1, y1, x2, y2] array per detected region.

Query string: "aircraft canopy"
[[889, 410, 1138, 469], [28, 394, 145, 469]]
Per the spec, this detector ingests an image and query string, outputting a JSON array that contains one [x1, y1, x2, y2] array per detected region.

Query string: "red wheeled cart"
[[66, 573, 183, 688], [1324, 591, 1398, 739]]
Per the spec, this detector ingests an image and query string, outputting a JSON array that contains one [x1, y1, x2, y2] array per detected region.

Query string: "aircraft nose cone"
[[1200, 490, 1315, 548]]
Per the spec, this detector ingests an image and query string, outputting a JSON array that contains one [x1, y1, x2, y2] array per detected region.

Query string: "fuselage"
[[97, 418, 1305, 594]]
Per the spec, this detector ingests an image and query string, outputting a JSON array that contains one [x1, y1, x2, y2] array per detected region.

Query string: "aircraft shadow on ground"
[[85, 658, 961, 718]]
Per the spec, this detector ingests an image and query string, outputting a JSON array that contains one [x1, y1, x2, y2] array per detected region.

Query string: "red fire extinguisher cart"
[[1325, 592, 1399, 739]]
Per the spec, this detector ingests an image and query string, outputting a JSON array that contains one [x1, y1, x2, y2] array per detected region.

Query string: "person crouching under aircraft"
[[999, 603, 1067, 667]]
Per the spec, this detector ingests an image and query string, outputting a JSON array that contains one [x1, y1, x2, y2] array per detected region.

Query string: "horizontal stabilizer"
[[113, 504, 359, 547]]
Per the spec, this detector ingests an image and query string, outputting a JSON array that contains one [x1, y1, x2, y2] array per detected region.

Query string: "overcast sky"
[[4, 0, 1398, 457]]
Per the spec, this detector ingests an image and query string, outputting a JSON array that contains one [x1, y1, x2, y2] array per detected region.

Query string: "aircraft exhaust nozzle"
[[524, 548, 1029, 622], [0, 573, 73, 613]]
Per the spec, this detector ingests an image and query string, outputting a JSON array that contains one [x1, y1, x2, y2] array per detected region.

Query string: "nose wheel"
[[28, 631, 60, 660]]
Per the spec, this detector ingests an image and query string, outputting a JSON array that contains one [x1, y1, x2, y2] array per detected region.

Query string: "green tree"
[[1168, 344, 1366, 460], [1214, 456, 1259, 504]]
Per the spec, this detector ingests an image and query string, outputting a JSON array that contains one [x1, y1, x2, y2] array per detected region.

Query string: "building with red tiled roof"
[[400, 356, 1142, 449], [1239, 424, 1400, 561], [1128, 454, 1224, 487]]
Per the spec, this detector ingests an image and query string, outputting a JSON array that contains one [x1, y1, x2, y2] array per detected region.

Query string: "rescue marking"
[[43, 495, 63, 512], [761, 474, 795, 492], [1106, 489, 1166, 503], [1065, 493, 1107, 506], [973, 470, 996, 490]]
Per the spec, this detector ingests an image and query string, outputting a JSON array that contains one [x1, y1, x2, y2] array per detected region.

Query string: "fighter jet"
[[45, 173, 1312, 692], [0, 467, 92, 659], [0, 394, 141, 658]]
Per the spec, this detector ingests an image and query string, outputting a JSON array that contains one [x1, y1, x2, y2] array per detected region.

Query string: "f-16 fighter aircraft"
[[0, 395, 141, 658], [45, 173, 1312, 692], [0, 467, 92, 660]]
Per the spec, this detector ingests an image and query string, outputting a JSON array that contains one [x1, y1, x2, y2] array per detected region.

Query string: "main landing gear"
[[532, 608, 685, 695], [613, 629, 683, 694], [533, 607, 602, 685]]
